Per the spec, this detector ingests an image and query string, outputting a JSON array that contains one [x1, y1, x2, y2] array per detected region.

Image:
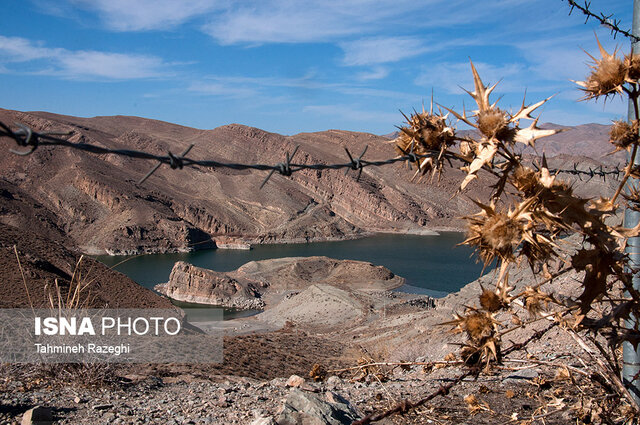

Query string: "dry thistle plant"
[[394, 38, 640, 420]]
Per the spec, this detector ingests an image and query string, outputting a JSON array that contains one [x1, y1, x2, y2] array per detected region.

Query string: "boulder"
[[276, 388, 360, 425], [21, 406, 53, 425]]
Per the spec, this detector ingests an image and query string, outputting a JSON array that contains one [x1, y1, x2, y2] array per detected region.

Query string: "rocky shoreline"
[[98, 228, 455, 257]]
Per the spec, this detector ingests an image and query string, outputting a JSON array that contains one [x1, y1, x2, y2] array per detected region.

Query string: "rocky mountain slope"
[[0, 247, 601, 424], [0, 108, 619, 255]]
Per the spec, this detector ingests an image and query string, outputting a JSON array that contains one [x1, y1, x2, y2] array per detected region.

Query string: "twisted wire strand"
[[564, 0, 640, 43]]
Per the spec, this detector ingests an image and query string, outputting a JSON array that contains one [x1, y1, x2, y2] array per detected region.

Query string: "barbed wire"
[[0, 121, 419, 187], [563, 0, 640, 43], [0, 121, 622, 188], [543, 164, 623, 181]]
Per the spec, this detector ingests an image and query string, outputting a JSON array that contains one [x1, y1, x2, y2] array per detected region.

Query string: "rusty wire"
[[563, 0, 640, 43], [0, 120, 622, 187]]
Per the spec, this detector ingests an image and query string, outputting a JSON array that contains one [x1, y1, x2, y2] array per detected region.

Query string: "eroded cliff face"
[[0, 109, 619, 254], [156, 262, 268, 310]]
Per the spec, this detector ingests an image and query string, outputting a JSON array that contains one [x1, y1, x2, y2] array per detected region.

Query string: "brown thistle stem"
[[502, 358, 591, 377], [498, 306, 576, 339], [611, 90, 640, 204], [565, 328, 640, 414], [502, 322, 558, 356], [351, 368, 480, 425]]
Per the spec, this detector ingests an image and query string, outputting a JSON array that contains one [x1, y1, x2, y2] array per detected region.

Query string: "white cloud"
[[340, 37, 429, 66], [70, 0, 222, 31], [0, 36, 61, 62], [189, 73, 337, 92], [0, 35, 169, 80], [198, 0, 558, 46], [56, 51, 166, 79], [202, 0, 428, 45], [187, 73, 414, 102], [336, 86, 415, 101]]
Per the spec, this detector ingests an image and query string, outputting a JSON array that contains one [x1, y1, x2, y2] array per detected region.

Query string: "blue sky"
[[0, 0, 635, 135]]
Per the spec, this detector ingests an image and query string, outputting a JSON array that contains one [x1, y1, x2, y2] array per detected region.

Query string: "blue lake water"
[[95, 232, 486, 299]]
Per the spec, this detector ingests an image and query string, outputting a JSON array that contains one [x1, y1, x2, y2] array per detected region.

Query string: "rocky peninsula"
[[155, 256, 406, 313]]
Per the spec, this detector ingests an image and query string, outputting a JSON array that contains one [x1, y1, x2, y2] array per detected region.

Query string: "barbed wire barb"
[[344, 145, 368, 181], [139, 144, 195, 184], [260, 145, 299, 189], [563, 0, 640, 43]]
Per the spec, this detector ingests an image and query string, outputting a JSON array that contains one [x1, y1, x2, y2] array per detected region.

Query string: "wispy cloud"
[[188, 72, 338, 93], [0, 36, 60, 62], [0, 35, 170, 80], [187, 81, 258, 98], [355, 67, 389, 81], [187, 73, 413, 102], [201, 0, 427, 45], [340, 37, 429, 66], [69, 0, 221, 31]]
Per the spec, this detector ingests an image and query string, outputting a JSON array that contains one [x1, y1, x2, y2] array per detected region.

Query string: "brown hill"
[[0, 108, 619, 255], [0, 222, 172, 308]]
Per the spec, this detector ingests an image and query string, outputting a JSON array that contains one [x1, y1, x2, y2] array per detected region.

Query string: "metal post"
[[623, 0, 640, 405]]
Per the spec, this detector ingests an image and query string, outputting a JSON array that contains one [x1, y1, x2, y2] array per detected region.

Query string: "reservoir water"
[[96, 232, 486, 299]]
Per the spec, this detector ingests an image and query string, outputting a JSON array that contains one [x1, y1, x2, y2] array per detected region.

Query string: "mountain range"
[[0, 108, 619, 255]]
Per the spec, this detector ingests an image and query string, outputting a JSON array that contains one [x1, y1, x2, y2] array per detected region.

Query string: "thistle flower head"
[[447, 310, 499, 343], [609, 119, 638, 151], [575, 36, 626, 100], [395, 111, 454, 155], [477, 108, 516, 142], [464, 201, 532, 264], [624, 53, 640, 82], [479, 287, 504, 312], [513, 166, 541, 196], [523, 286, 555, 317]]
